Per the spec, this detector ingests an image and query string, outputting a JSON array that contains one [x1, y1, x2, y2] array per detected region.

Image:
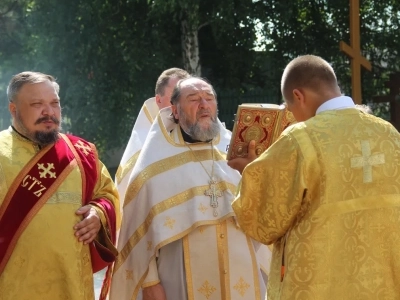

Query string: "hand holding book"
[[227, 140, 258, 174], [226, 103, 296, 172]]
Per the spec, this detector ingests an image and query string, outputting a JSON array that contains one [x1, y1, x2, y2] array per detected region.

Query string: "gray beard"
[[179, 107, 220, 142]]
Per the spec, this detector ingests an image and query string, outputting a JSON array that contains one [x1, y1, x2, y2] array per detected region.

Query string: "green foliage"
[[0, 0, 399, 161], [256, 0, 400, 118]]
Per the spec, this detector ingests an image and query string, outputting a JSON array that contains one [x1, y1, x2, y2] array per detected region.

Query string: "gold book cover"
[[226, 103, 296, 160]]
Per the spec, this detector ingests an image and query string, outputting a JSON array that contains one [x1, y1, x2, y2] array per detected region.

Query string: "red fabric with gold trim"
[[65, 134, 117, 272], [0, 139, 74, 274]]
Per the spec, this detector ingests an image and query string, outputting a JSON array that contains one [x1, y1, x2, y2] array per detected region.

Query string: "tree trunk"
[[181, 18, 201, 76]]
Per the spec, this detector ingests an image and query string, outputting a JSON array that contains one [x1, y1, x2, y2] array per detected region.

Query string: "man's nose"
[[42, 103, 55, 116], [199, 97, 209, 108]]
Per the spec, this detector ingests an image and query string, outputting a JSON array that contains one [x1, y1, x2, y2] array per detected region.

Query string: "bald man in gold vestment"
[[230, 55, 400, 299]]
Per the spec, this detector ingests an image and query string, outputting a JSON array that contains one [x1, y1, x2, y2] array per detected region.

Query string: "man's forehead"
[[19, 82, 59, 99], [181, 79, 213, 94]]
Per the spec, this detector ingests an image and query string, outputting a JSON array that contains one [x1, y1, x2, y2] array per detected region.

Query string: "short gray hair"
[[7, 71, 60, 103], [154, 68, 190, 96]]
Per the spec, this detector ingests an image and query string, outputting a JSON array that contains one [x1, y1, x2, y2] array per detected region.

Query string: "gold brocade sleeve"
[[93, 161, 121, 229], [90, 205, 115, 252], [232, 133, 305, 245]]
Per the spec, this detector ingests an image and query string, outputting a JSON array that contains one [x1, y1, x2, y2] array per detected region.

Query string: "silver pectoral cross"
[[204, 177, 223, 217]]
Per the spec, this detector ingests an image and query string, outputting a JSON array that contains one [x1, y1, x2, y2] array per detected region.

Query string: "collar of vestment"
[[316, 96, 355, 115], [179, 126, 213, 144], [155, 108, 222, 147], [10, 125, 32, 141], [9, 126, 46, 149]]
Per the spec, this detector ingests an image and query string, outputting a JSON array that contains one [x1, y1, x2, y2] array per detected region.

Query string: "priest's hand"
[[143, 283, 167, 300], [227, 140, 258, 174], [74, 205, 101, 244]]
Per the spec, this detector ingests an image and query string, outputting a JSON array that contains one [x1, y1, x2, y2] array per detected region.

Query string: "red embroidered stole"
[[0, 134, 117, 299], [60, 134, 117, 300], [60, 134, 117, 273], [0, 138, 76, 275], [0, 134, 117, 272]]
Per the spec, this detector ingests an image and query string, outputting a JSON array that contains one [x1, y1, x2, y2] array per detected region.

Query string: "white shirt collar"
[[316, 96, 355, 115]]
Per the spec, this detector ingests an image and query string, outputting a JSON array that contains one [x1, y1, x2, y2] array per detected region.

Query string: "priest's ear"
[[292, 89, 305, 105], [155, 94, 162, 108], [171, 104, 179, 120], [8, 101, 17, 118]]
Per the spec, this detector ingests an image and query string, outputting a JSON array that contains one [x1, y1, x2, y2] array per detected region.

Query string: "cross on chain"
[[74, 140, 92, 156], [350, 140, 385, 183], [204, 177, 223, 217], [37, 163, 57, 178]]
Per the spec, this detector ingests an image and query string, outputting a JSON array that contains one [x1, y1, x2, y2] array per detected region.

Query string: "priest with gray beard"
[[109, 77, 271, 300]]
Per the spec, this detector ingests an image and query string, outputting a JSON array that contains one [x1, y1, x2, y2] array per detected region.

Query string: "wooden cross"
[[339, 0, 372, 104], [372, 72, 400, 131]]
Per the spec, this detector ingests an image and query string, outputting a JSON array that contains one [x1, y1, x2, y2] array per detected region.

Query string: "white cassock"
[[112, 97, 158, 300], [115, 97, 159, 206], [109, 107, 271, 300]]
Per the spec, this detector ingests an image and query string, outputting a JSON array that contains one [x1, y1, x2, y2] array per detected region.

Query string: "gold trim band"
[[123, 149, 227, 207], [116, 181, 236, 270]]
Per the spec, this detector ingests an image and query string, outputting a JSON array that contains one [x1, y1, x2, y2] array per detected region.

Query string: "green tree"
[[1, 0, 399, 158], [0, 0, 271, 152], [256, 0, 400, 118]]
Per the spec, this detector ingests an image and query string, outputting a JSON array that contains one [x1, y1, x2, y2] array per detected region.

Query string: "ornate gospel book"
[[226, 103, 296, 160]]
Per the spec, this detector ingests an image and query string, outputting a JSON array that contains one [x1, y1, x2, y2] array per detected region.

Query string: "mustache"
[[197, 109, 217, 120], [197, 109, 211, 117], [35, 116, 60, 125]]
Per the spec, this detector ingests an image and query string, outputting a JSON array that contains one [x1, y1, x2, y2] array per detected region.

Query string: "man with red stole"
[[0, 72, 120, 300]]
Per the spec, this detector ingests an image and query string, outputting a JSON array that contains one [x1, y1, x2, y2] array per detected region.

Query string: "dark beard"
[[34, 130, 60, 146]]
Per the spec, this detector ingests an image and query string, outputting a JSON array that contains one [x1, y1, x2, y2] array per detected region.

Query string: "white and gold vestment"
[[110, 108, 270, 300], [115, 97, 159, 205]]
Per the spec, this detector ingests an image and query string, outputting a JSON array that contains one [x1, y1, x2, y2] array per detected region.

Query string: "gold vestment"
[[233, 108, 400, 299], [0, 128, 119, 300]]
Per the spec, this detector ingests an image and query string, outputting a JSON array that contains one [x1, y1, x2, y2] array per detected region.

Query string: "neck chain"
[[186, 140, 222, 217]]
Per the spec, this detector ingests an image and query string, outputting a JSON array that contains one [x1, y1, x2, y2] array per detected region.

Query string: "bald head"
[[281, 55, 341, 103]]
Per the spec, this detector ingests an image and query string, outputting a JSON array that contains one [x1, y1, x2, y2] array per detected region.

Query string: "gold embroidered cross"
[[198, 280, 217, 299], [205, 178, 223, 217], [37, 163, 56, 178], [233, 277, 251, 296], [125, 270, 133, 280], [164, 217, 176, 229], [147, 241, 153, 251], [198, 203, 208, 214], [351, 140, 385, 183], [74, 140, 92, 156]]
